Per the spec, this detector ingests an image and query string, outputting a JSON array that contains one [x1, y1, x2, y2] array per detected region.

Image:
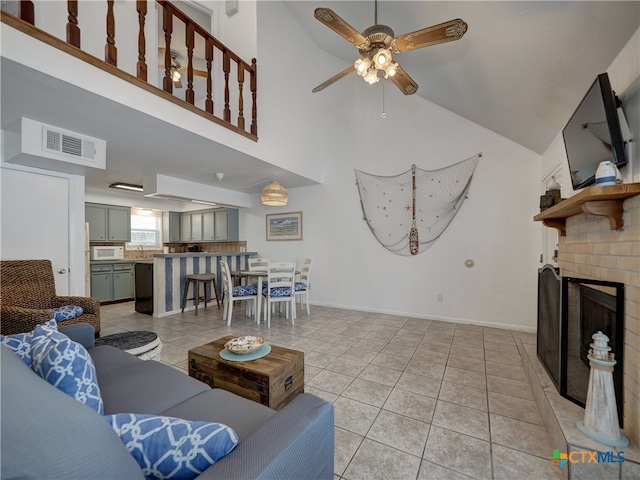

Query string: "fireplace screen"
[[537, 267, 624, 428]]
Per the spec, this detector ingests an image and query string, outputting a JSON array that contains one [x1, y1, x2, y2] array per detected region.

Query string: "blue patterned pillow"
[[262, 286, 292, 297], [0, 319, 57, 367], [30, 323, 104, 415], [105, 413, 239, 480], [50, 305, 84, 321], [294, 282, 309, 292]]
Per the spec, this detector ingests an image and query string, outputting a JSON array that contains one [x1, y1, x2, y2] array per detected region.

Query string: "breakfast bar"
[[146, 252, 257, 317]]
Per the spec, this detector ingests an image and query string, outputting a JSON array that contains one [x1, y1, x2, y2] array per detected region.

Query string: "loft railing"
[[2, 0, 258, 140]]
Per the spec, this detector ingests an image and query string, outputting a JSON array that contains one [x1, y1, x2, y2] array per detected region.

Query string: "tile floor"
[[100, 301, 563, 480]]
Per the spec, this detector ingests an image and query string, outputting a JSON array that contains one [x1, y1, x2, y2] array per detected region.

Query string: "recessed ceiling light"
[[109, 182, 144, 192]]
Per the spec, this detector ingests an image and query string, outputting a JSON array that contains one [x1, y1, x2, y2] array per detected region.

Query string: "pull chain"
[[381, 82, 386, 118]]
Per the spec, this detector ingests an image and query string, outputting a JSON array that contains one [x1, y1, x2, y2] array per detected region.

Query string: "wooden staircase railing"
[[4, 0, 258, 140]]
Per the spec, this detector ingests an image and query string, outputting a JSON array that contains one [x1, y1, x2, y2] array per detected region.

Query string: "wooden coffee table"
[[188, 336, 304, 411]]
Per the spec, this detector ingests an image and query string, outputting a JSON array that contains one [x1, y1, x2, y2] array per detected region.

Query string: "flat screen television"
[[562, 72, 629, 190]]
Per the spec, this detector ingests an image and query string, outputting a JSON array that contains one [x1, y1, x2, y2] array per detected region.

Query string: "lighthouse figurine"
[[577, 331, 629, 447]]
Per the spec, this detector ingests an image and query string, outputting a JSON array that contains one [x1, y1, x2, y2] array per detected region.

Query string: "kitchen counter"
[[147, 252, 257, 317], [151, 251, 250, 258]]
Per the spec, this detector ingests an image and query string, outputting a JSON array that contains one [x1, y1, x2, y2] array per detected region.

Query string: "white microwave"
[[91, 246, 124, 260]]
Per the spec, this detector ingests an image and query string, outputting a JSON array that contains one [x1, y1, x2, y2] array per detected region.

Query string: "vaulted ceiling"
[[284, 1, 639, 154]]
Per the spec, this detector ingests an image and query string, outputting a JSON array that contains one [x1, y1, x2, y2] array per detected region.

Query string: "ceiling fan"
[[312, 1, 468, 95], [158, 49, 207, 89]]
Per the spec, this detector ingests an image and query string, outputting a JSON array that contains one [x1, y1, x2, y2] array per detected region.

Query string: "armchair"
[[0, 259, 100, 336]]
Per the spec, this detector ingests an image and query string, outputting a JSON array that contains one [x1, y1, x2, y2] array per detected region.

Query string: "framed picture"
[[266, 211, 303, 241]]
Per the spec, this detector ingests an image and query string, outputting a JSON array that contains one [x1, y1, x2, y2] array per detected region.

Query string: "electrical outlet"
[[437, 294, 443, 302]]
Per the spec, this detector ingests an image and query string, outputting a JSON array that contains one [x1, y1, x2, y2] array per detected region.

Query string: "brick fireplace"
[[557, 193, 639, 445], [524, 186, 639, 478]]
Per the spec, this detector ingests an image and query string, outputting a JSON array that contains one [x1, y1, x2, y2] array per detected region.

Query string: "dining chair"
[[248, 257, 270, 271], [261, 262, 296, 328], [247, 257, 270, 289], [219, 260, 258, 326], [295, 258, 313, 315]]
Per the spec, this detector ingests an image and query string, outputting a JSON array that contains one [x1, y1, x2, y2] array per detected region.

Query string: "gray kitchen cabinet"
[[90, 264, 112, 302], [163, 212, 181, 242], [113, 263, 134, 300], [180, 212, 192, 241], [107, 207, 131, 241], [202, 211, 215, 241], [178, 208, 238, 242], [90, 262, 134, 302], [191, 213, 203, 241], [86, 203, 131, 242], [180, 212, 203, 241], [86, 204, 108, 241]]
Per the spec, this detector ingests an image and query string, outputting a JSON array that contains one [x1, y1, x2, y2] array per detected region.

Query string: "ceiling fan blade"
[[314, 8, 370, 49], [389, 65, 418, 95], [394, 19, 468, 52], [312, 65, 355, 93], [193, 69, 208, 78], [174, 77, 183, 89]]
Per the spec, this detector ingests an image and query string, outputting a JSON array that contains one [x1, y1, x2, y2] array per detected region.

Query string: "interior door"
[[1, 168, 70, 294]]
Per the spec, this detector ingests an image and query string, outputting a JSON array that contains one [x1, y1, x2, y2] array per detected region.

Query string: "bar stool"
[[181, 273, 220, 315]]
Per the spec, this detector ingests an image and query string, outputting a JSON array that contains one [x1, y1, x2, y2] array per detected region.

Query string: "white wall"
[[239, 2, 542, 332]]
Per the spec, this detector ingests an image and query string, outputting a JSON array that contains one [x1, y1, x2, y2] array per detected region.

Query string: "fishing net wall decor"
[[355, 153, 481, 256]]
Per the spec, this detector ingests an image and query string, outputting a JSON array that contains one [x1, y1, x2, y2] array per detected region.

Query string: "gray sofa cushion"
[[91, 345, 210, 415], [0, 344, 144, 480], [160, 388, 277, 440]]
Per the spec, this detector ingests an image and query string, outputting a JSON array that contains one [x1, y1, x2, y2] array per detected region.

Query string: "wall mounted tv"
[[562, 72, 629, 190]]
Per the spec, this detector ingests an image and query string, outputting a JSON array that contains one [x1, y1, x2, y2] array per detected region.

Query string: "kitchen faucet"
[[137, 244, 144, 259]]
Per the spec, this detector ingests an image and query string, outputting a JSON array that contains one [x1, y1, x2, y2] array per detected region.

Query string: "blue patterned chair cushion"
[[30, 322, 104, 415], [50, 305, 84, 321], [232, 285, 257, 296], [262, 286, 292, 297], [294, 282, 309, 292], [105, 413, 239, 480]]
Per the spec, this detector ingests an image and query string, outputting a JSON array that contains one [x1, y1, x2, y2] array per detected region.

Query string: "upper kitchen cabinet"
[[179, 208, 238, 242], [163, 212, 181, 242], [86, 203, 131, 242]]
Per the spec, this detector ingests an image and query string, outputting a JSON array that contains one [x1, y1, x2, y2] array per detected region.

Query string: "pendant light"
[[261, 180, 288, 206]]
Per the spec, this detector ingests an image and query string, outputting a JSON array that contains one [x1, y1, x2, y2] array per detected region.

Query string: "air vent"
[[5, 118, 106, 174], [44, 128, 96, 160]]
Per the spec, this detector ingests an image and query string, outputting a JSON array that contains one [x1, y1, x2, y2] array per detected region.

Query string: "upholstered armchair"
[[0, 259, 100, 336]]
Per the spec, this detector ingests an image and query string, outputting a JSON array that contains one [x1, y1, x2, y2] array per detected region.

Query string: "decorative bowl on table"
[[224, 336, 265, 355]]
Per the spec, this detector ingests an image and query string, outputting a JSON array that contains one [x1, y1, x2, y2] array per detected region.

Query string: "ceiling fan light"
[[374, 48, 392, 69], [261, 180, 288, 206], [384, 61, 398, 78], [363, 68, 380, 85], [172, 70, 181, 82], [354, 57, 371, 77]]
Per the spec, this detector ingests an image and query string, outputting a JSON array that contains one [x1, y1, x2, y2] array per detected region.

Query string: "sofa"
[[1, 323, 334, 479], [0, 259, 101, 336]]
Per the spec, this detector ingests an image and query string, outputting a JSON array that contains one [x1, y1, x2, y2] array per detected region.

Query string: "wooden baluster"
[[136, 0, 147, 81], [162, 5, 173, 93], [223, 51, 231, 123], [105, 0, 117, 66], [237, 62, 245, 131], [185, 22, 195, 105], [205, 38, 214, 114], [19, 1, 34, 25], [66, 0, 80, 48], [250, 58, 257, 136]]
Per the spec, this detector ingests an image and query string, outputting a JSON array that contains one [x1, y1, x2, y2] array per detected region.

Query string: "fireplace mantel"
[[534, 183, 640, 236]]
